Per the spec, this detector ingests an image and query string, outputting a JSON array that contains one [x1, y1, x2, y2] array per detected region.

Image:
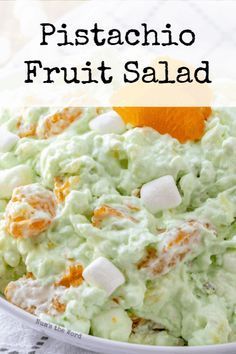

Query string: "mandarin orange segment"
[[54, 176, 79, 203], [56, 264, 84, 288], [54, 177, 71, 203], [4, 276, 50, 315], [113, 107, 212, 143], [51, 297, 66, 313], [92, 205, 125, 228], [137, 247, 157, 270], [137, 221, 207, 276], [92, 204, 138, 228], [5, 184, 57, 239], [17, 117, 37, 138], [36, 107, 83, 139]]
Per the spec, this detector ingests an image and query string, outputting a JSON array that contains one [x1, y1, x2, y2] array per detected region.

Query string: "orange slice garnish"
[[113, 107, 211, 143]]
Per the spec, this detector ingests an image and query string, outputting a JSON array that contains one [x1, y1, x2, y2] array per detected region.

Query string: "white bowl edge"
[[0, 297, 236, 354]]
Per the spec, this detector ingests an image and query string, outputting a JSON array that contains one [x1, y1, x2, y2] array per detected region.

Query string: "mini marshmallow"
[[0, 165, 33, 199], [0, 128, 19, 153], [140, 175, 182, 213], [82, 257, 125, 295], [89, 111, 125, 134]]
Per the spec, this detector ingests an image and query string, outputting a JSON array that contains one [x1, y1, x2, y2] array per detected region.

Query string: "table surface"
[[0, 309, 97, 354]]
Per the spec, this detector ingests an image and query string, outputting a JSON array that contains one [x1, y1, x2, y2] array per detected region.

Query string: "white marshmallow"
[[140, 175, 182, 213], [82, 257, 125, 295], [0, 128, 19, 153], [0, 165, 33, 199], [89, 111, 125, 134]]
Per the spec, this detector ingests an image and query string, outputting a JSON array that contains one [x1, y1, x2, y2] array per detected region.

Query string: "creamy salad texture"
[[0, 106, 236, 346]]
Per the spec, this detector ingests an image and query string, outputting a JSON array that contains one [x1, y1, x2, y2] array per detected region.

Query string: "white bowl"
[[0, 296, 235, 354]]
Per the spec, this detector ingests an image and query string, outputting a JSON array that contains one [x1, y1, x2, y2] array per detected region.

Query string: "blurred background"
[[0, 0, 235, 106], [0, 0, 79, 68]]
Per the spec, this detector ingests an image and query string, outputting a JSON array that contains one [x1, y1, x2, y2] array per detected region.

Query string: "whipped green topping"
[[0, 106, 236, 346]]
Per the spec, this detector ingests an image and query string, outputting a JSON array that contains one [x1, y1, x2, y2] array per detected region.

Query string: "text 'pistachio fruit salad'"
[[0, 105, 236, 346]]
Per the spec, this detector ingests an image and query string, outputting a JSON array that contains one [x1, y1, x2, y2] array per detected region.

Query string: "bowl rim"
[[0, 296, 236, 353]]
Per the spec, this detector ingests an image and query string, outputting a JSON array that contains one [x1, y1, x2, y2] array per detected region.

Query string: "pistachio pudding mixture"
[[0, 106, 235, 346]]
